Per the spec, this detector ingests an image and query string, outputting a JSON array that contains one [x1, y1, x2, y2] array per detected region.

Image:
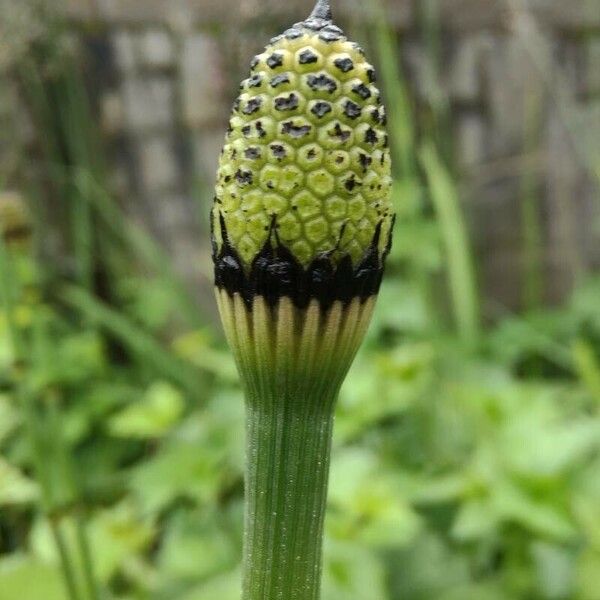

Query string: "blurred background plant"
[[0, 0, 599, 599]]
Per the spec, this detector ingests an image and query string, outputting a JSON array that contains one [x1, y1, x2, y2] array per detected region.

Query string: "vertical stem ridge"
[[243, 396, 336, 600]]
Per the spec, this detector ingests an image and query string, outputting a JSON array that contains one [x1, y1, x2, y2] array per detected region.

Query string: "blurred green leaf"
[[130, 441, 220, 514], [60, 285, 202, 396], [117, 276, 181, 331], [109, 381, 184, 439], [0, 457, 38, 505], [412, 473, 470, 505], [531, 542, 575, 599], [336, 343, 433, 442], [158, 510, 237, 583], [0, 556, 65, 600], [130, 394, 243, 514], [572, 339, 600, 404], [322, 539, 388, 600], [386, 532, 471, 599], [31, 502, 155, 584], [369, 280, 432, 336], [328, 449, 421, 547], [452, 499, 499, 542], [172, 330, 237, 381], [501, 414, 600, 478], [420, 142, 480, 344], [492, 479, 577, 542], [436, 583, 506, 600], [180, 568, 241, 600], [0, 393, 20, 444], [577, 549, 600, 600]]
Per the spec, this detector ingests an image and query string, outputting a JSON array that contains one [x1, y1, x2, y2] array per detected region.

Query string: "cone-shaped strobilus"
[[212, 1, 394, 597]]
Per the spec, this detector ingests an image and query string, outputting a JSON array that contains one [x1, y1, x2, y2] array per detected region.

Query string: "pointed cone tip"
[[309, 0, 332, 21]]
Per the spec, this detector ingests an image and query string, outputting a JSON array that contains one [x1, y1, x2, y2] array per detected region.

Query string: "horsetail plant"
[[212, 1, 394, 597]]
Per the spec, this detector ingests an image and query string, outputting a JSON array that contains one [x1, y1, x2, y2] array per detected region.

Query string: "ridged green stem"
[[243, 389, 337, 600], [216, 294, 376, 600]]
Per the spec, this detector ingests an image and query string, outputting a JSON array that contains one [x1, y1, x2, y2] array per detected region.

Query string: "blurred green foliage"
[[1, 2, 600, 599], [2, 198, 600, 599]]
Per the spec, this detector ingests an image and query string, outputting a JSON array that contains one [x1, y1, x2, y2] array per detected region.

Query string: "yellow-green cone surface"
[[212, 9, 393, 268]]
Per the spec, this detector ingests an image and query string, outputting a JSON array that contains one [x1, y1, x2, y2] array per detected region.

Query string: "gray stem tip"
[[309, 0, 332, 21]]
